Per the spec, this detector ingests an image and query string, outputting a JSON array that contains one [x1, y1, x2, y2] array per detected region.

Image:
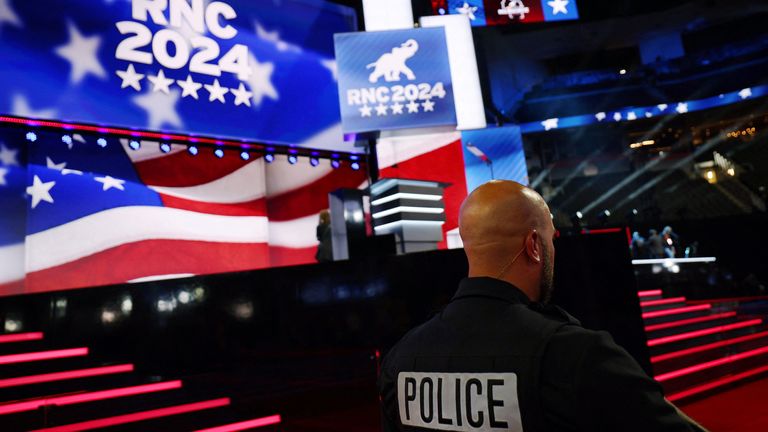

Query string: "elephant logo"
[[366, 39, 420, 84]]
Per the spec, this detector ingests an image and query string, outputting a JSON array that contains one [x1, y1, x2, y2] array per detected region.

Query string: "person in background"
[[315, 210, 333, 263], [662, 226, 679, 258], [648, 229, 665, 258], [631, 231, 648, 259]]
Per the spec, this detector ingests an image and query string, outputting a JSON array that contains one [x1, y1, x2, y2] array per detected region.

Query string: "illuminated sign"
[[432, 0, 579, 27]]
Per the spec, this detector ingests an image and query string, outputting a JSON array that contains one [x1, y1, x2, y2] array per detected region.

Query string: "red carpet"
[[681, 377, 768, 431]]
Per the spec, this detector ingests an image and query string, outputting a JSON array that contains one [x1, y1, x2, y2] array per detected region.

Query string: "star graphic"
[[0, 167, 7, 186], [205, 79, 229, 103], [613, 112, 622, 121], [94, 175, 126, 191], [247, 54, 279, 106], [255, 22, 302, 53], [657, 103, 668, 111], [406, 100, 419, 113], [133, 88, 183, 130], [54, 20, 106, 85], [177, 75, 202, 99], [148, 69, 174, 94], [645, 112, 653, 118], [739, 88, 752, 100], [231, 83, 254, 107], [627, 111, 637, 121], [0, 143, 19, 166], [116, 64, 144, 91], [547, 0, 569, 15], [391, 102, 404, 114], [541, 118, 559, 131], [360, 105, 372, 117], [46, 157, 67, 171], [675, 102, 688, 114], [595, 112, 606, 121], [12, 94, 58, 119], [375, 103, 388, 116], [321, 59, 337, 81], [456, 2, 478, 20], [26, 175, 55, 209], [0, 0, 22, 30], [422, 99, 436, 112]]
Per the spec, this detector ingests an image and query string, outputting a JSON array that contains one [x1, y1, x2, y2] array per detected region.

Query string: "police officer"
[[379, 180, 706, 432]]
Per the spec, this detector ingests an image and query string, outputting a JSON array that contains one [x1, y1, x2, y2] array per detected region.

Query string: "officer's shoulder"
[[526, 302, 582, 326]]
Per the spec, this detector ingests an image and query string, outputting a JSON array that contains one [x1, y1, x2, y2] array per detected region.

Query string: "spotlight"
[[129, 140, 141, 150], [570, 212, 583, 228], [240, 151, 250, 161], [97, 138, 107, 148], [214, 148, 224, 158], [351, 162, 360, 171], [187, 145, 199, 156], [576, 211, 583, 219], [603, 209, 611, 217], [160, 143, 171, 153], [265, 153, 275, 163], [26, 132, 37, 142], [331, 159, 341, 169], [61, 135, 72, 145], [288, 154, 298, 165], [310, 157, 319, 167], [619, 69, 627, 75]]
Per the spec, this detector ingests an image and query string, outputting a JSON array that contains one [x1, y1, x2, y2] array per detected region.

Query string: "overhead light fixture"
[[214, 148, 224, 158], [159, 143, 171, 153], [187, 145, 198, 156], [129, 140, 141, 151]]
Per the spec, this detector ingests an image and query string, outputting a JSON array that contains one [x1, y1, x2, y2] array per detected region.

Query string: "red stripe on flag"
[[25, 240, 271, 293], [269, 246, 318, 268], [133, 152, 254, 187], [266, 168, 368, 222], [160, 195, 268, 217], [0, 280, 24, 297]]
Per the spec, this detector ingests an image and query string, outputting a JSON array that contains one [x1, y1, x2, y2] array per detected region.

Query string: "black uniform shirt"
[[379, 277, 701, 432]]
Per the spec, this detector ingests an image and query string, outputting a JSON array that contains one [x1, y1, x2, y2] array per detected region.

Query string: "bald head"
[[459, 180, 556, 302]]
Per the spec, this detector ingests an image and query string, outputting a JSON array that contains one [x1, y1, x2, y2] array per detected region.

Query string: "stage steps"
[[0, 333, 280, 431], [639, 291, 768, 403]]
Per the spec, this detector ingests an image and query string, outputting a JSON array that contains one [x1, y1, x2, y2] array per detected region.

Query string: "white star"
[[406, 100, 419, 113], [645, 112, 653, 118], [255, 22, 301, 53], [321, 59, 337, 81], [627, 111, 637, 121], [11, 94, 58, 119], [116, 64, 144, 91], [133, 88, 183, 130], [375, 103, 388, 116], [247, 54, 279, 106], [177, 75, 202, 99], [73, 134, 86, 144], [657, 103, 668, 111], [46, 157, 67, 171], [456, 2, 478, 20], [0, 0, 22, 29], [360, 105, 372, 117], [204, 79, 229, 103], [147, 69, 174, 94], [94, 175, 126, 191], [613, 112, 622, 121], [739, 88, 752, 100], [541, 118, 559, 131], [675, 102, 688, 114], [26, 175, 55, 209], [0, 143, 18, 166], [61, 168, 83, 176], [0, 167, 7, 186], [54, 21, 107, 85], [547, 0, 569, 15], [391, 102, 404, 114], [231, 83, 253, 107], [595, 112, 606, 121], [422, 99, 436, 112]]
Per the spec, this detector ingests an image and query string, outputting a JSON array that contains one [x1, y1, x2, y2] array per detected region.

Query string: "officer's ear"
[[525, 229, 542, 264]]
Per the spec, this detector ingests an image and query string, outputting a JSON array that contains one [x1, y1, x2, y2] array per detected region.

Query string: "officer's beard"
[[539, 242, 554, 304]]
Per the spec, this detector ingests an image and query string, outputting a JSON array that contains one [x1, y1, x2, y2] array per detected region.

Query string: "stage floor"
[[682, 377, 768, 432]]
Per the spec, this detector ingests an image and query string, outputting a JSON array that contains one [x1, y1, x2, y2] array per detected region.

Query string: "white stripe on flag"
[[0, 243, 24, 284], [26, 207, 269, 272], [266, 159, 333, 198], [128, 274, 196, 283], [377, 131, 461, 169], [150, 159, 266, 203], [268, 214, 320, 249]]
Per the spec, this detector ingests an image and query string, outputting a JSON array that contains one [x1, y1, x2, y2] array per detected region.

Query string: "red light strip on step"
[[667, 363, 768, 402], [647, 318, 761, 347], [645, 312, 737, 333], [655, 345, 768, 382], [30, 398, 231, 432], [640, 297, 686, 308], [638, 290, 663, 298], [652, 331, 768, 363], [0, 380, 182, 415], [0, 347, 88, 365], [0, 332, 44, 343], [642, 304, 711, 319], [195, 414, 283, 432], [0, 364, 134, 388]]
